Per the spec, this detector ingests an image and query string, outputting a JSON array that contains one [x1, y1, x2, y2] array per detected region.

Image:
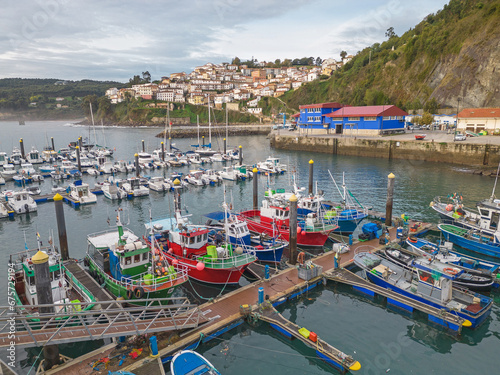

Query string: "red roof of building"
[[325, 105, 408, 118], [299, 102, 343, 109], [291, 113, 300, 118], [458, 108, 500, 118]]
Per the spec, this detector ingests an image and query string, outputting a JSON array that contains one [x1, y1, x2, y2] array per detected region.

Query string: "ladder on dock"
[[253, 302, 361, 373], [64, 260, 114, 302], [324, 268, 468, 332], [0, 298, 207, 348]]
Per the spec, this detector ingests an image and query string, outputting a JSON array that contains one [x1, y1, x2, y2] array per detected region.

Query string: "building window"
[[316, 116, 321, 122], [383, 116, 390, 120], [365, 117, 377, 121], [348, 117, 360, 121]]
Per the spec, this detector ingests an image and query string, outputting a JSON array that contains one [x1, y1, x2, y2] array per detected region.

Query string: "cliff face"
[[283, 0, 500, 110]]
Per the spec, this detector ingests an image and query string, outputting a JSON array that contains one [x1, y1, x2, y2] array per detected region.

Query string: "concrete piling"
[[53, 193, 69, 261], [51, 137, 55, 151], [385, 173, 395, 227], [239, 145, 243, 165], [33, 251, 60, 369], [161, 142, 165, 161], [20, 139, 25, 160], [308, 159, 314, 195], [135, 153, 140, 177], [142, 140, 145, 153], [76, 146, 81, 172], [202, 136, 205, 148], [78, 137, 82, 149], [224, 138, 226, 155], [253, 168, 259, 210], [289, 194, 298, 265]]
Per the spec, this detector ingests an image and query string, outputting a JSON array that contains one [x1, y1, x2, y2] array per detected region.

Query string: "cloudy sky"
[[1, 0, 449, 82]]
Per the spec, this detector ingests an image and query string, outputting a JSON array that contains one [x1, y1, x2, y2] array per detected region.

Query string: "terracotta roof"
[[458, 108, 500, 118], [299, 102, 343, 109], [291, 113, 300, 118], [326, 105, 408, 118]]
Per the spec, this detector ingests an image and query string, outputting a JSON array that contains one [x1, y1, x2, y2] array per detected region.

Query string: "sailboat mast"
[[89, 102, 95, 145], [168, 106, 171, 150], [491, 161, 500, 201], [208, 97, 212, 147], [226, 105, 228, 142], [197, 115, 200, 147]]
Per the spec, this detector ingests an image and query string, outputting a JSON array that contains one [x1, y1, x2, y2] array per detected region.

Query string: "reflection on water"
[[1, 121, 499, 374]]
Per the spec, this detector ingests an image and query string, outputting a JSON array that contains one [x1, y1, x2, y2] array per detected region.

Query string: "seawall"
[[270, 134, 500, 167], [155, 124, 271, 138]]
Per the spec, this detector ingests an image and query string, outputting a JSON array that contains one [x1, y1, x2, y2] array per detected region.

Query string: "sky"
[[0, 0, 450, 83]]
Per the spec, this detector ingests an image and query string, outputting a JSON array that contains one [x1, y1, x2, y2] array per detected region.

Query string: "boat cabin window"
[[123, 256, 131, 265], [134, 254, 140, 263], [189, 236, 195, 245], [52, 270, 60, 281], [479, 209, 490, 217], [142, 252, 148, 261], [197, 235, 202, 242], [28, 276, 35, 286], [490, 212, 499, 229], [203, 233, 208, 241], [418, 270, 435, 285]]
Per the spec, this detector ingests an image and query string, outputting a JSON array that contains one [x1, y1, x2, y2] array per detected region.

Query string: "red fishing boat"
[[415, 134, 426, 140], [238, 200, 337, 247], [145, 204, 256, 285]]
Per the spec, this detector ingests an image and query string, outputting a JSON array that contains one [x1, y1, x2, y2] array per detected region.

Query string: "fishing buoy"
[[196, 262, 205, 271], [235, 246, 243, 255], [301, 230, 306, 235], [168, 248, 173, 253], [172, 259, 179, 265], [297, 226, 302, 234]]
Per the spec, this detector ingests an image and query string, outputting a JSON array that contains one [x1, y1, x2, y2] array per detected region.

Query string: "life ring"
[[297, 252, 305, 265], [443, 267, 458, 275], [126, 289, 134, 300], [134, 286, 145, 299]]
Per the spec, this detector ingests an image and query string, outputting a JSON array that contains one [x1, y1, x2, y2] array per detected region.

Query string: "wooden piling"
[[54, 193, 69, 261], [308, 159, 314, 195], [78, 137, 82, 149], [51, 137, 55, 151], [142, 140, 145, 153], [385, 173, 395, 227], [161, 142, 165, 161], [224, 138, 226, 155], [253, 168, 259, 210], [239, 145, 243, 166], [289, 194, 298, 265]]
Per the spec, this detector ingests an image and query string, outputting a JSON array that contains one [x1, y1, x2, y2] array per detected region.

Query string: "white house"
[[457, 108, 500, 133], [248, 107, 262, 115]]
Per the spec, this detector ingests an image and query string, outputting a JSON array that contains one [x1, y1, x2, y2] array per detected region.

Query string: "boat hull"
[[364, 270, 490, 329], [239, 210, 331, 247], [439, 225, 500, 259]]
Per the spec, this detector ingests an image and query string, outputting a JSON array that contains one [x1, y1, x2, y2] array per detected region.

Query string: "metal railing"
[[0, 297, 204, 348]]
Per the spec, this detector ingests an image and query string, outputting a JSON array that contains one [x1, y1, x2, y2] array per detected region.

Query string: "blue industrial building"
[[296, 104, 408, 136]]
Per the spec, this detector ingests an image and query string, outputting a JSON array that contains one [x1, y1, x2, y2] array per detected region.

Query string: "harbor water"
[[0, 121, 498, 374]]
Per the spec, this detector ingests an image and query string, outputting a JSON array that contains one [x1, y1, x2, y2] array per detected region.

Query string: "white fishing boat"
[[1, 164, 17, 181], [124, 177, 149, 197], [256, 156, 287, 174], [99, 161, 116, 174], [10, 148, 23, 165], [210, 153, 224, 162], [0, 200, 13, 218], [86, 167, 100, 176], [0, 176, 5, 185], [60, 159, 76, 173], [148, 176, 168, 192], [201, 169, 222, 184], [20, 163, 36, 176], [219, 165, 239, 181], [4, 190, 37, 213], [51, 185, 66, 194], [0, 152, 8, 166], [185, 170, 209, 186], [41, 148, 58, 163], [101, 181, 120, 200], [137, 152, 154, 169], [26, 186, 41, 195], [26, 147, 43, 164], [69, 181, 97, 205]]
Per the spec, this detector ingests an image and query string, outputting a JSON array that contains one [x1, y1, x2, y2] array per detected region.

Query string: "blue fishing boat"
[[354, 251, 492, 329], [171, 350, 221, 375], [204, 208, 287, 263], [406, 237, 500, 277], [438, 223, 500, 259]]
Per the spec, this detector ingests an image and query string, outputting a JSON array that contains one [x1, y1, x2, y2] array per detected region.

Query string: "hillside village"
[[105, 57, 352, 115]]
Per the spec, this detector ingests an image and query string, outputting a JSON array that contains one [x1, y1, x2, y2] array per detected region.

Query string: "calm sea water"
[[0, 121, 498, 374]]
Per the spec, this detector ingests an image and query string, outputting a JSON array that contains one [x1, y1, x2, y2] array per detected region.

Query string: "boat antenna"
[[328, 170, 343, 199], [490, 160, 500, 201]]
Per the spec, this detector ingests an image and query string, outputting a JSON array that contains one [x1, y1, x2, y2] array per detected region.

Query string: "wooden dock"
[[47, 221, 434, 375], [254, 302, 361, 373]]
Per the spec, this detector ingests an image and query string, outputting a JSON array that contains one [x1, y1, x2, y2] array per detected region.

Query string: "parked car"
[[454, 133, 466, 141]]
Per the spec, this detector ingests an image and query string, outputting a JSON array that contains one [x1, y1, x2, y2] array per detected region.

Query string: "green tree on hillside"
[[232, 57, 241, 65], [81, 95, 98, 116], [385, 27, 396, 39], [142, 71, 151, 83], [340, 51, 347, 60]]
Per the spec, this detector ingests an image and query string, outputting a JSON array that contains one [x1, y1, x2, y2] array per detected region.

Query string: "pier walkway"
[[47, 222, 433, 374], [64, 260, 114, 303], [253, 301, 361, 373], [0, 298, 206, 348]]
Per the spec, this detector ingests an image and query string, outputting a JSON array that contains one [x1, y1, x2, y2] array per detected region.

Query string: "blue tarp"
[[203, 211, 230, 221]]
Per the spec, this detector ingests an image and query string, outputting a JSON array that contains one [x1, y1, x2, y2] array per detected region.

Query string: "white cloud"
[[0, 0, 449, 81]]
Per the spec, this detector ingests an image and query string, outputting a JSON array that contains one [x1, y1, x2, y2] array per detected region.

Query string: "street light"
[[454, 97, 461, 141]]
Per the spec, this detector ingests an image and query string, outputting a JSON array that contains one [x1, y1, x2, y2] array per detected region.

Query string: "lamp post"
[[454, 97, 461, 141]]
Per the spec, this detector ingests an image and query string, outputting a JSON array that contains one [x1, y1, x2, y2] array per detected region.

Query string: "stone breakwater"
[[155, 125, 272, 138], [270, 134, 500, 168]]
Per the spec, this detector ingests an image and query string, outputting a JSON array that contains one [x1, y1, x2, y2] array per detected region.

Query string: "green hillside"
[[282, 0, 500, 111]]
